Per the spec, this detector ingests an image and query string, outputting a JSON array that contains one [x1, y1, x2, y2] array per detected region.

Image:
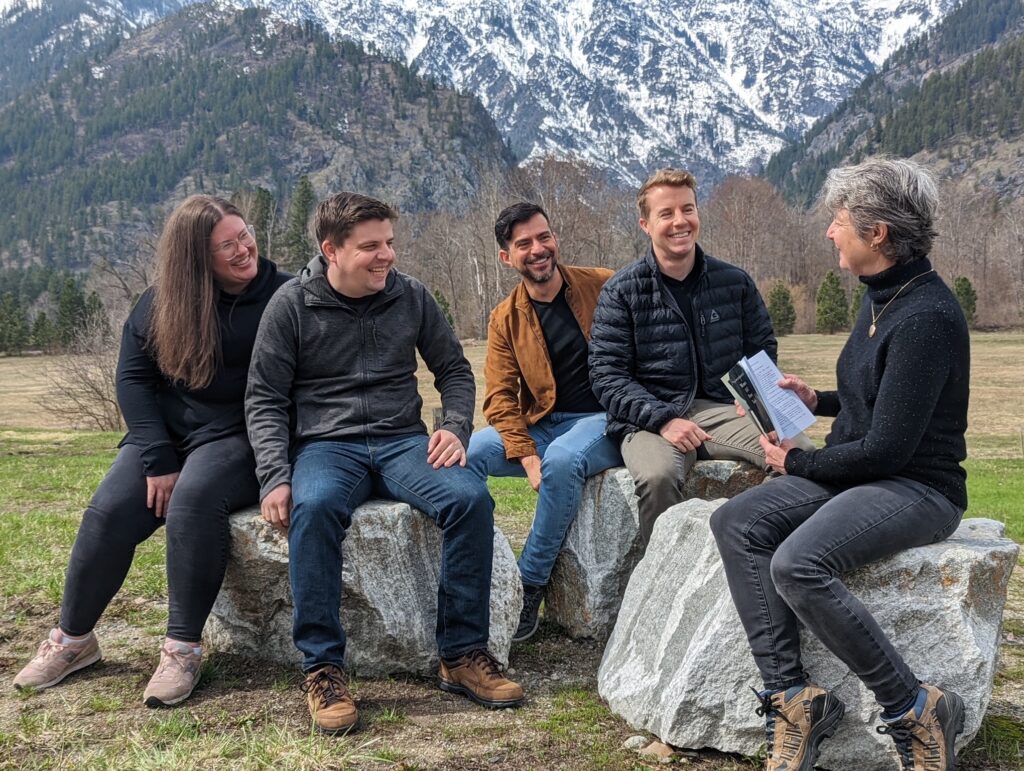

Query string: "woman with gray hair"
[[710, 158, 969, 771]]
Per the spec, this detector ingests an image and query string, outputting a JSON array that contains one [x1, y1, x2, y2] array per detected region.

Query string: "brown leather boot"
[[877, 684, 965, 770], [301, 664, 358, 733], [438, 649, 524, 708], [753, 684, 845, 771]]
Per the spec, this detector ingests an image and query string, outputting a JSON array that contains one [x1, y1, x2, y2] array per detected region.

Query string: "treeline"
[[0, 6, 511, 270], [873, 34, 1024, 157], [0, 267, 107, 354], [765, 0, 1024, 207]]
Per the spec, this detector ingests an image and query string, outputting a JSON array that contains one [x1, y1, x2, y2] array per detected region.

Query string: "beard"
[[518, 249, 558, 284]]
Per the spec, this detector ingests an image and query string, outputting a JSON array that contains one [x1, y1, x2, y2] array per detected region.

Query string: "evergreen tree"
[[816, 271, 849, 334], [433, 289, 455, 328], [31, 311, 56, 352], [766, 281, 796, 336], [850, 283, 868, 326], [284, 175, 315, 269], [56, 277, 87, 348], [953, 276, 977, 326], [85, 291, 110, 342], [0, 292, 30, 354]]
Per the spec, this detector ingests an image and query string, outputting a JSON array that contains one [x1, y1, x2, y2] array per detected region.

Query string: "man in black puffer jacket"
[[590, 168, 803, 548]]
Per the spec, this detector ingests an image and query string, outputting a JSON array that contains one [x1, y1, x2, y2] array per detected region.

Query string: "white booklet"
[[720, 350, 816, 440]]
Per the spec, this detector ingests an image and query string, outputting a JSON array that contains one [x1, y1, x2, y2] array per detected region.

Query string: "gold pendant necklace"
[[868, 269, 935, 337]]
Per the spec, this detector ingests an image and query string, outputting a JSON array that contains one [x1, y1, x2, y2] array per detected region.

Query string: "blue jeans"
[[710, 475, 963, 710], [467, 412, 622, 587], [288, 433, 495, 671]]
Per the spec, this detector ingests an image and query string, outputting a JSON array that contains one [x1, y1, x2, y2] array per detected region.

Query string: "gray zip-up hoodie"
[[245, 255, 475, 500]]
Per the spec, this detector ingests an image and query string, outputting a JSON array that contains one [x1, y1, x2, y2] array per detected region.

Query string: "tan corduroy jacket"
[[483, 265, 614, 460]]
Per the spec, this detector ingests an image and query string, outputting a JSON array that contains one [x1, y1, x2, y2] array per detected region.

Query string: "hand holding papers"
[[721, 351, 816, 441]]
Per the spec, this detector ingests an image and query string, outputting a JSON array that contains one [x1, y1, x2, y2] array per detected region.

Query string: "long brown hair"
[[149, 195, 242, 389]]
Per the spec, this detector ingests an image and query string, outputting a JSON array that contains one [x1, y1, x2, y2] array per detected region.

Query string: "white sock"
[[59, 632, 89, 645], [167, 638, 203, 656]]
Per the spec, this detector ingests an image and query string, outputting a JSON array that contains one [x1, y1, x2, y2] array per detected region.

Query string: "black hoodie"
[[116, 257, 291, 475]]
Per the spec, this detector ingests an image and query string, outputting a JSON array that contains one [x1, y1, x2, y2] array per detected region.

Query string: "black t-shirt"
[[331, 287, 376, 314], [660, 257, 711, 398], [530, 284, 603, 413]]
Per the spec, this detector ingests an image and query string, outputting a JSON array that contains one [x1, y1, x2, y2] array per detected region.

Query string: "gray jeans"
[[622, 399, 813, 547], [709, 474, 963, 710]]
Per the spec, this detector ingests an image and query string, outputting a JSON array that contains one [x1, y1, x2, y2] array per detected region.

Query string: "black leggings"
[[60, 434, 259, 642]]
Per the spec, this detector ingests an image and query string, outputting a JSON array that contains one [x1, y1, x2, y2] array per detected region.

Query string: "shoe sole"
[[799, 695, 846, 771], [313, 716, 360, 735], [943, 690, 966, 770], [512, 615, 540, 643], [437, 677, 524, 709], [144, 676, 200, 708], [14, 650, 102, 691]]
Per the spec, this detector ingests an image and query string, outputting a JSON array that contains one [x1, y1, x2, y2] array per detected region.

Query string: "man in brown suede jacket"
[[467, 202, 622, 642]]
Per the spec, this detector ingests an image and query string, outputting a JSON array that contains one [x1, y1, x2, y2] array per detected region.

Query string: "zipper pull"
[[700, 312, 707, 336]]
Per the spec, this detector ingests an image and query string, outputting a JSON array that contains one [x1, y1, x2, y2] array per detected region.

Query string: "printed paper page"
[[744, 351, 816, 439]]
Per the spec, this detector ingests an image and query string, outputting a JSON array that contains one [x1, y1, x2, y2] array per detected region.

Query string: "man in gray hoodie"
[[246, 192, 524, 734]]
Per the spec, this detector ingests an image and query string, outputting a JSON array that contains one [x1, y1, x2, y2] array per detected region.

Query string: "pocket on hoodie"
[[368, 318, 415, 373]]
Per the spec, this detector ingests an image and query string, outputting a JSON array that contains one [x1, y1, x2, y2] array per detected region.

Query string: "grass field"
[[1, 332, 1022, 769]]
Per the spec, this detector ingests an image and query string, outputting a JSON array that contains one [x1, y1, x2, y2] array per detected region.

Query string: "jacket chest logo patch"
[[709, 310, 721, 323]]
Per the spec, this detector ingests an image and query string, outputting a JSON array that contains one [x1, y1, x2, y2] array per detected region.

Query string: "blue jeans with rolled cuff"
[[288, 433, 495, 672], [467, 412, 622, 587], [709, 474, 963, 711]]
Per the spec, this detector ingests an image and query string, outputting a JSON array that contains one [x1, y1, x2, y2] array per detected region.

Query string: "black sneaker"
[[877, 684, 965, 770], [513, 584, 544, 642], [753, 684, 845, 771]]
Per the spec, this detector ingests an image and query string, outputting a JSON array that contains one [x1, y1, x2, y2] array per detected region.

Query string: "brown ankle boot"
[[301, 664, 358, 733], [438, 649, 524, 708], [754, 684, 845, 771], [877, 684, 965, 770]]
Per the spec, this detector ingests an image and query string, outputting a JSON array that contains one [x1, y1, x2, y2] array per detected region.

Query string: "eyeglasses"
[[211, 224, 256, 258]]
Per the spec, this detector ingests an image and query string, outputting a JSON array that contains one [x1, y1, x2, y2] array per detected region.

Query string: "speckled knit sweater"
[[784, 257, 970, 509]]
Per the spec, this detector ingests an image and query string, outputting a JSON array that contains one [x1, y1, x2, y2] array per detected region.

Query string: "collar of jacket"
[[642, 243, 707, 283], [298, 254, 404, 309]]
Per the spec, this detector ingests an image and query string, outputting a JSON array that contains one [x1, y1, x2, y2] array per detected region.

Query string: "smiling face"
[[826, 208, 894, 277], [499, 212, 560, 287], [208, 214, 259, 294], [639, 184, 700, 277], [321, 218, 396, 298]]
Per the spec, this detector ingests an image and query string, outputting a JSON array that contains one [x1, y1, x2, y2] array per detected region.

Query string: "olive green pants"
[[621, 399, 814, 549]]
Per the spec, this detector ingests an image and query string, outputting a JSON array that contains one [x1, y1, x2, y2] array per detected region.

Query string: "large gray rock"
[[598, 501, 1019, 771], [205, 501, 521, 676], [546, 462, 766, 640]]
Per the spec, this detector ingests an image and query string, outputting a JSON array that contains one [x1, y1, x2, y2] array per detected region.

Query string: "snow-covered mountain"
[[1, 0, 960, 183]]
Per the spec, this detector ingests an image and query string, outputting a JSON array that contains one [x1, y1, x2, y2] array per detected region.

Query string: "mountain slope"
[[0, 4, 513, 269], [1, 0, 960, 184], [764, 0, 1024, 205]]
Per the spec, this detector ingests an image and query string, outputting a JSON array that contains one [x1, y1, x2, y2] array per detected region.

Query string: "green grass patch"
[[537, 687, 619, 741], [964, 459, 1024, 542], [965, 714, 1024, 766]]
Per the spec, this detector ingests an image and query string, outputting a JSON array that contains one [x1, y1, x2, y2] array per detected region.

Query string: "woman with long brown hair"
[[14, 195, 291, 706]]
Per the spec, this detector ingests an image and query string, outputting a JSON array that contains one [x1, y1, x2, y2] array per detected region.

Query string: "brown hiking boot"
[[13, 628, 101, 691], [753, 684, 845, 771], [301, 664, 358, 733], [438, 649, 524, 708], [877, 684, 965, 770]]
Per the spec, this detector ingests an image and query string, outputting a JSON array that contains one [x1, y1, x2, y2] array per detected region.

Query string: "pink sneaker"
[[13, 628, 101, 690], [143, 639, 203, 707]]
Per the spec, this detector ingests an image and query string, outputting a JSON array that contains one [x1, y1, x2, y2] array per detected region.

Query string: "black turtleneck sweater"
[[784, 258, 970, 509], [116, 257, 291, 476]]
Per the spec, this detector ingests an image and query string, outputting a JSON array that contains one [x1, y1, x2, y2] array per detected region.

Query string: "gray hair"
[[820, 158, 939, 264]]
